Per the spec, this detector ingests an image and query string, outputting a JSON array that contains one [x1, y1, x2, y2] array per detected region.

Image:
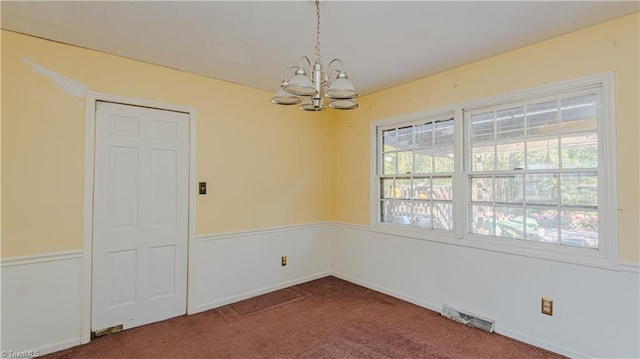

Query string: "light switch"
[[199, 182, 207, 195]]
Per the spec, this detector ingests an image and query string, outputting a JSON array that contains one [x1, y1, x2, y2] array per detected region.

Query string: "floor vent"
[[441, 304, 495, 333]]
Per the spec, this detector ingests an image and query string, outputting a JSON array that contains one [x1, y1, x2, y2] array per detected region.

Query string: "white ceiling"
[[2, 1, 638, 95]]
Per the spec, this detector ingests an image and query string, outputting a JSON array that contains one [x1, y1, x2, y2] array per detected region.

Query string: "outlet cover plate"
[[541, 297, 553, 316]]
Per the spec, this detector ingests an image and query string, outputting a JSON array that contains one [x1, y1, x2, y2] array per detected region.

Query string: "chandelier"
[[270, 0, 358, 111]]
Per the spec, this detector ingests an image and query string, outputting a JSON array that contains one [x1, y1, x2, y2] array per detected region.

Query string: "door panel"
[[107, 249, 137, 308], [109, 146, 139, 230], [152, 149, 178, 226], [149, 245, 177, 299], [92, 102, 189, 332]]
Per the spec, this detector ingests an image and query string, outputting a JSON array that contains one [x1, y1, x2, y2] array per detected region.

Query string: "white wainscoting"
[[191, 222, 332, 313], [330, 223, 640, 359], [0, 223, 332, 355], [1, 251, 83, 356], [2, 223, 637, 358]]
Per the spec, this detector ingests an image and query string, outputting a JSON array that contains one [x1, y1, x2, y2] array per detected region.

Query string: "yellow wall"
[[1, 30, 333, 257], [332, 13, 640, 263], [2, 13, 639, 263]]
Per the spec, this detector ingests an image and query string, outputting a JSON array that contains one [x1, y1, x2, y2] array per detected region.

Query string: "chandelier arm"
[[326, 69, 340, 83], [283, 66, 299, 83], [327, 58, 345, 72], [299, 56, 312, 73]]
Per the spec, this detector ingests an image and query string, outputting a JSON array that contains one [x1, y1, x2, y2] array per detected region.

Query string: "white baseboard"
[[495, 326, 589, 359], [35, 338, 83, 357], [331, 271, 441, 313], [193, 271, 331, 313]]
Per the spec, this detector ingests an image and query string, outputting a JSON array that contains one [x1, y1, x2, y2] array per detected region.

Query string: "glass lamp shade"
[[284, 74, 316, 96], [325, 78, 358, 99], [270, 88, 302, 105], [328, 99, 358, 110], [299, 98, 326, 111]]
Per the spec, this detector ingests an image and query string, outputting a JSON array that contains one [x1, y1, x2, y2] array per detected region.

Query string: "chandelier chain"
[[314, 0, 321, 64]]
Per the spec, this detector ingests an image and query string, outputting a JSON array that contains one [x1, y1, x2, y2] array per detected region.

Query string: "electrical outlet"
[[541, 297, 553, 316], [281, 256, 287, 267]]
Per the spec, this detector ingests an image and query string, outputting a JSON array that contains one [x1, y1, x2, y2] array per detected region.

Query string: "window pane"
[[526, 208, 559, 243], [560, 210, 598, 249], [495, 207, 525, 239], [384, 200, 413, 226], [561, 134, 598, 168], [396, 178, 412, 199], [434, 120, 454, 147], [495, 175, 521, 204], [397, 151, 413, 174], [496, 142, 524, 171], [561, 94, 597, 133], [383, 129, 397, 152], [413, 202, 431, 228], [432, 177, 453, 200], [496, 106, 525, 140], [380, 200, 395, 224], [395, 201, 412, 225], [415, 123, 433, 149], [526, 138, 559, 169], [396, 126, 414, 150], [433, 203, 453, 230], [471, 145, 495, 171], [434, 153, 454, 173], [471, 111, 494, 143], [527, 100, 558, 136], [383, 152, 396, 174], [561, 173, 597, 206], [470, 205, 495, 235], [471, 176, 493, 202], [380, 178, 394, 199], [414, 149, 433, 173], [413, 178, 431, 200], [525, 173, 558, 205]]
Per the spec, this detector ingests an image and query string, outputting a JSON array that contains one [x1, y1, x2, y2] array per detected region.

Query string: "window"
[[371, 73, 617, 268], [377, 115, 455, 230], [467, 91, 599, 249]]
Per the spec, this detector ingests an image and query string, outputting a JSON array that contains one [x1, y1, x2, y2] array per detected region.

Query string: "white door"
[[92, 102, 189, 333]]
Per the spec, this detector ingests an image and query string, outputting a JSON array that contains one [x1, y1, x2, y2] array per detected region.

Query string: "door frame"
[[81, 91, 197, 344]]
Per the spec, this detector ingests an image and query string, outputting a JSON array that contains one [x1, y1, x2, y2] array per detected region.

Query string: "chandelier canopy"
[[271, 0, 358, 111]]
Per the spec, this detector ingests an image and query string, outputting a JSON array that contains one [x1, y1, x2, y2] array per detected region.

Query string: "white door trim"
[[82, 91, 197, 344]]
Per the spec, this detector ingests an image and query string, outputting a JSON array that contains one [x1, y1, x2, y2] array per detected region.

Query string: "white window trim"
[[370, 72, 618, 270], [370, 107, 459, 242]]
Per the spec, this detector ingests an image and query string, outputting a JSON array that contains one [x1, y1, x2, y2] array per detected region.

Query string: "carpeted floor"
[[44, 276, 565, 358]]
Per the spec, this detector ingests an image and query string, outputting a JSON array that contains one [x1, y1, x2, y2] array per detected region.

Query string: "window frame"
[[371, 108, 460, 243], [376, 114, 456, 232], [370, 72, 618, 269]]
